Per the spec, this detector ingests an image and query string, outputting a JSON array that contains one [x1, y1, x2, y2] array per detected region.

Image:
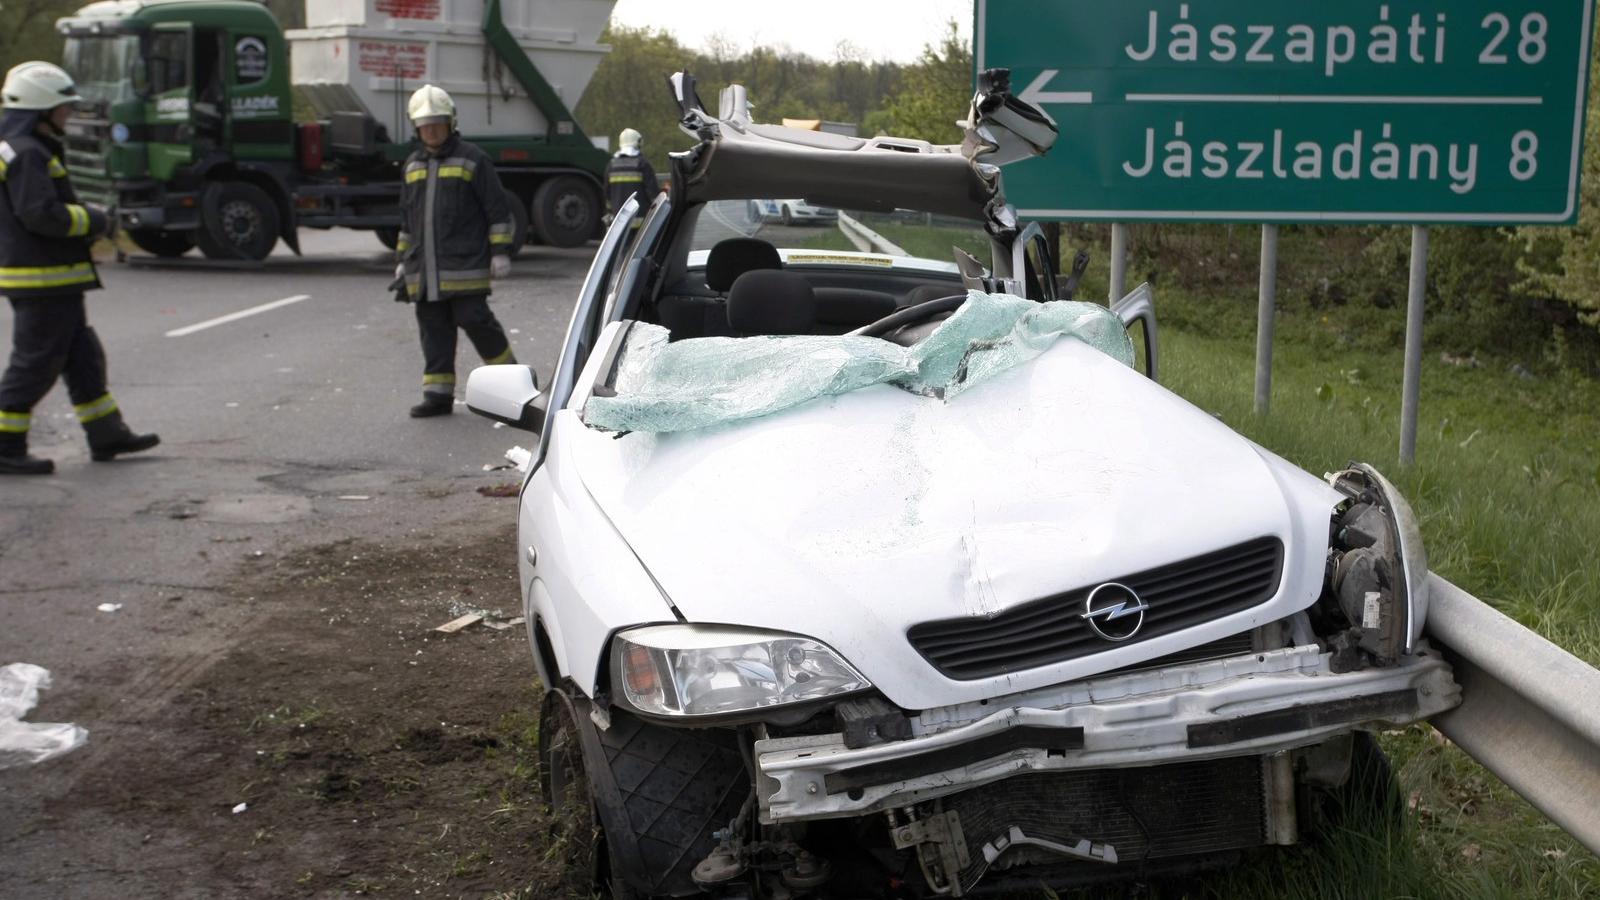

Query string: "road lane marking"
[[165, 294, 311, 337]]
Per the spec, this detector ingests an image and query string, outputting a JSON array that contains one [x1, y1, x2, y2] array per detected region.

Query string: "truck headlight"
[[612, 625, 870, 717], [1327, 463, 1429, 661]]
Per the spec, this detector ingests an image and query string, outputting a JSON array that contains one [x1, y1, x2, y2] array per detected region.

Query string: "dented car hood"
[[568, 339, 1342, 710]]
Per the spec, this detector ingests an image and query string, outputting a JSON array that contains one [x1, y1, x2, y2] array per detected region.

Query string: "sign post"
[[979, 0, 1594, 460]]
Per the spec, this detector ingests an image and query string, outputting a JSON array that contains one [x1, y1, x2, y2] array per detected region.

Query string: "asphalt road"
[[0, 229, 592, 892]]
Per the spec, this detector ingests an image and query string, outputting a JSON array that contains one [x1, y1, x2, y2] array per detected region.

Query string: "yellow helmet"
[[407, 84, 455, 127]]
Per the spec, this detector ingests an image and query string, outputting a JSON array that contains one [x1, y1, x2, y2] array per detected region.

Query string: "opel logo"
[[1081, 583, 1149, 641]]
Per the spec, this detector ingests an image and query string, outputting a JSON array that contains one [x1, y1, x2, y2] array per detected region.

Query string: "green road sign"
[[977, 0, 1596, 223]]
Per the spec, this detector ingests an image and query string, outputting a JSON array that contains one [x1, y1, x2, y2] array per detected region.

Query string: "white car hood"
[[570, 338, 1341, 710]]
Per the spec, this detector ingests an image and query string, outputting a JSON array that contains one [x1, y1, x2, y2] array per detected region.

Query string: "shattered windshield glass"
[[584, 288, 1142, 434], [690, 199, 991, 265]]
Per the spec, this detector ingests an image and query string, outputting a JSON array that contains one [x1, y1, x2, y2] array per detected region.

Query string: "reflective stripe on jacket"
[[0, 130, 107, 299], [605, 152, 660, 218], [397, 134, 513, 302]]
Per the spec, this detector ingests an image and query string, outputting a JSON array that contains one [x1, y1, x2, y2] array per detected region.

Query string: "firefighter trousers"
[[415, 294, 516, 400], [0, 294, 126, 453]]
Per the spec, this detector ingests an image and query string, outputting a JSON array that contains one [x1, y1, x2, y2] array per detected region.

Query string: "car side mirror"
[[1111, 284, 1159, 382], [466, 364, 547, 433]]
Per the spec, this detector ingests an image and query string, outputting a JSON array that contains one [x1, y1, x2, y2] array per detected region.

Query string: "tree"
[[1514, 59, 1600, 332], [872, 21, 971, 143], [0, 0, 82, 70]]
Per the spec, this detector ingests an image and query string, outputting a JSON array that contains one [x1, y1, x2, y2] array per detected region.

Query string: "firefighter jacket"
[[0, 111, 108, 299], [397, 133, 513, 302], [605, 151, 659, 219]]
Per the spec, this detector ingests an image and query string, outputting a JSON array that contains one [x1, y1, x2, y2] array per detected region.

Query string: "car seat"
[[727, 270, 817, 336]]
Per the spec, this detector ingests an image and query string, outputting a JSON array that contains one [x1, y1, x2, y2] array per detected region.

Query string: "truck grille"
[[946, 755, 1266, 892], [908, 537, 1284, 680]]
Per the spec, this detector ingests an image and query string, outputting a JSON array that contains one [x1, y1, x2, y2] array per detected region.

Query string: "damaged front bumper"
[[756, 643, 1459, 823]]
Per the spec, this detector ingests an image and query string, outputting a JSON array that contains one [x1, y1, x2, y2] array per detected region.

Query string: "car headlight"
[[1327, 463, 1429, 661], [613, 625, 870, 717]]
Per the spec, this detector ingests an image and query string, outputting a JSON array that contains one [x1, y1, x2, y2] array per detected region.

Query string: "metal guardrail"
[[1424, 573, 1600, 854], [836, 212, 908, 257]]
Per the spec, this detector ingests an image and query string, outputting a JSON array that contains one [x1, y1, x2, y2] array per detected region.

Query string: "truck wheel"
[[197, 181, 280, 261], [374, 227, 399, 251], [541, 688, 748, 898], [530, 176, 599, 248], [128, 229, 195, 258], [505, 191, 529, 260]]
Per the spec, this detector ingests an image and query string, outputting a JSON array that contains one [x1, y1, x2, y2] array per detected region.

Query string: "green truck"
[[56, 0, 616, 260]]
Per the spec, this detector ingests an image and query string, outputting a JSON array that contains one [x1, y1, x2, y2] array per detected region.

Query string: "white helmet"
[[618, 128, 642, 152], [407, 84, 455, 127], [3, 61, 82, 112]]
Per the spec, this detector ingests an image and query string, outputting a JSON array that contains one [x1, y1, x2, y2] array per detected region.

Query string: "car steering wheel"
[[854, 294, 968, 338]]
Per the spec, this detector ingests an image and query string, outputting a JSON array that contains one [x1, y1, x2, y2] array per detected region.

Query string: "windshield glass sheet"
[[584, 288, 1142, 434]]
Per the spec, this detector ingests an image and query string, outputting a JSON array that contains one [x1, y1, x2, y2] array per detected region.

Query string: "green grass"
[[1062, 244, 1600, 898]]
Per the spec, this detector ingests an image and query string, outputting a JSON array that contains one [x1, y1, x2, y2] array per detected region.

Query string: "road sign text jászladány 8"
[[978, 0, 1595, 222]]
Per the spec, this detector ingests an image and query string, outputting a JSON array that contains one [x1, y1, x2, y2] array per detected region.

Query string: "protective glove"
[[490, 255, 511, 280], [85, 202, 116, 240], [395, 261, 406, 280]]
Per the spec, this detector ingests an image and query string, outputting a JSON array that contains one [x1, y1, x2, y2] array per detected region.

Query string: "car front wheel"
[[540, 687, 748, 898]]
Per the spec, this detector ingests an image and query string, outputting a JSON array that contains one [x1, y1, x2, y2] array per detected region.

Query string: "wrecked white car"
[[465, 70, 1459, 898]]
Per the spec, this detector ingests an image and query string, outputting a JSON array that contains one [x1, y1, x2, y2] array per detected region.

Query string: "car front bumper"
[[755, 642, 1459, 823]]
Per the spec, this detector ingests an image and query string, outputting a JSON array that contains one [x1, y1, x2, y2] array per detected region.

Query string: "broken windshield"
[[584, 288, 1143, 434]]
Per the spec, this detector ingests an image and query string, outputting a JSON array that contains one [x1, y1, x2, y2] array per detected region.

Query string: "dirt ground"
[[4, 513, 568, 899]]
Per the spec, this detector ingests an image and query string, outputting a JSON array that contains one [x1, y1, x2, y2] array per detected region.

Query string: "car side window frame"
[[536, 194, 641, 466]]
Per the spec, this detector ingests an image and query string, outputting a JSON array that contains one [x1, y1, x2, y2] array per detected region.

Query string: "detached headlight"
[[613, 625, 870, 717], [1327, 463, 1429, 662]]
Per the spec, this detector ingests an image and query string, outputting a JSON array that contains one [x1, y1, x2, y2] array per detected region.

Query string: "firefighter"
[[394, 84, 518, 418], [605, 127, 659, 228], [0, 62, 158, 475]]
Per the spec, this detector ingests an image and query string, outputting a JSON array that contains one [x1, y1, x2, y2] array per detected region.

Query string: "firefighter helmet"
[[407, 84, 456, 128], [618, 128, 642, 152], [2, 61, 82, 112]]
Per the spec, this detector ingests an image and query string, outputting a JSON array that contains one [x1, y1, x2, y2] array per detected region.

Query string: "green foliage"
[[0, 0, 81, 70], [872, 22, 973, 144]]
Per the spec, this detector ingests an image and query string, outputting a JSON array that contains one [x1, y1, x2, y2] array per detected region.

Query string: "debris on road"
[[336, 495, 371, 501], [231, 802, 248, 815], [505, 446, 532, 472], [475, 483, 519, 498], [0, 664, 88, 770], [96, 603, 122, 613], [434, 614, 483, 634]]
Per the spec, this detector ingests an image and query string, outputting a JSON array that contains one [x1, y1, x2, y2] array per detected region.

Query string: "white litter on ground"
[[96, 603, 122, 613], [232, 802, 248, 814], [0, 664, 88, 770]]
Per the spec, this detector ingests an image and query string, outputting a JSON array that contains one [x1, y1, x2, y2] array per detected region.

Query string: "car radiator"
[[937, 755, 1267, 893]]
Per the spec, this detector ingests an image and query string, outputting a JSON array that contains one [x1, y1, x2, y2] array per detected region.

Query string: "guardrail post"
[[1254, 224, 1278, 415], [1400, 226, 1428, 465]]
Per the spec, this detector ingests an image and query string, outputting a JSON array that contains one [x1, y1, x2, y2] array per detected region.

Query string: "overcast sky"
[[608, 0, 975, 63]]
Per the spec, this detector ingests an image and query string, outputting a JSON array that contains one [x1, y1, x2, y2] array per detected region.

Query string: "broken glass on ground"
[[585, 288, 1141, 434], [0, 663, 88, 770]]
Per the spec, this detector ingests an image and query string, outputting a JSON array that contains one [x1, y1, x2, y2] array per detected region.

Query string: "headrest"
[[706, 237, 782, 292], [727, 270, 816, 336]]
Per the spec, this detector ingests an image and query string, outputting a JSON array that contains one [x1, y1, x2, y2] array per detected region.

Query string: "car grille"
[[945, 755, 1266, 892], [908, 537, 1284, 680]]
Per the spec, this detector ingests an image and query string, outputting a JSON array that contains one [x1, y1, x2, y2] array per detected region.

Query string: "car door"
[[144, 23, 194, 181]]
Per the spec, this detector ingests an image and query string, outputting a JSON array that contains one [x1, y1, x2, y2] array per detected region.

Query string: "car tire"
[[196, 181, 279, 261], [781, 205, 794, 227], [530, 175, 600, 248], [541, 688, 748, 898], [127, 228, 195, 258]]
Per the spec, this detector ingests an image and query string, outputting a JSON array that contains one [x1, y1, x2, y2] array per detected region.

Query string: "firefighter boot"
[[409, 396, 454, 418], [85, 414, 160, 462], [0, 433, 53, 475]]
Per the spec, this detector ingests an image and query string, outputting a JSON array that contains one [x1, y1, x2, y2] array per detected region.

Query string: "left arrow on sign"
[[1019, 69, 1093, 105]]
